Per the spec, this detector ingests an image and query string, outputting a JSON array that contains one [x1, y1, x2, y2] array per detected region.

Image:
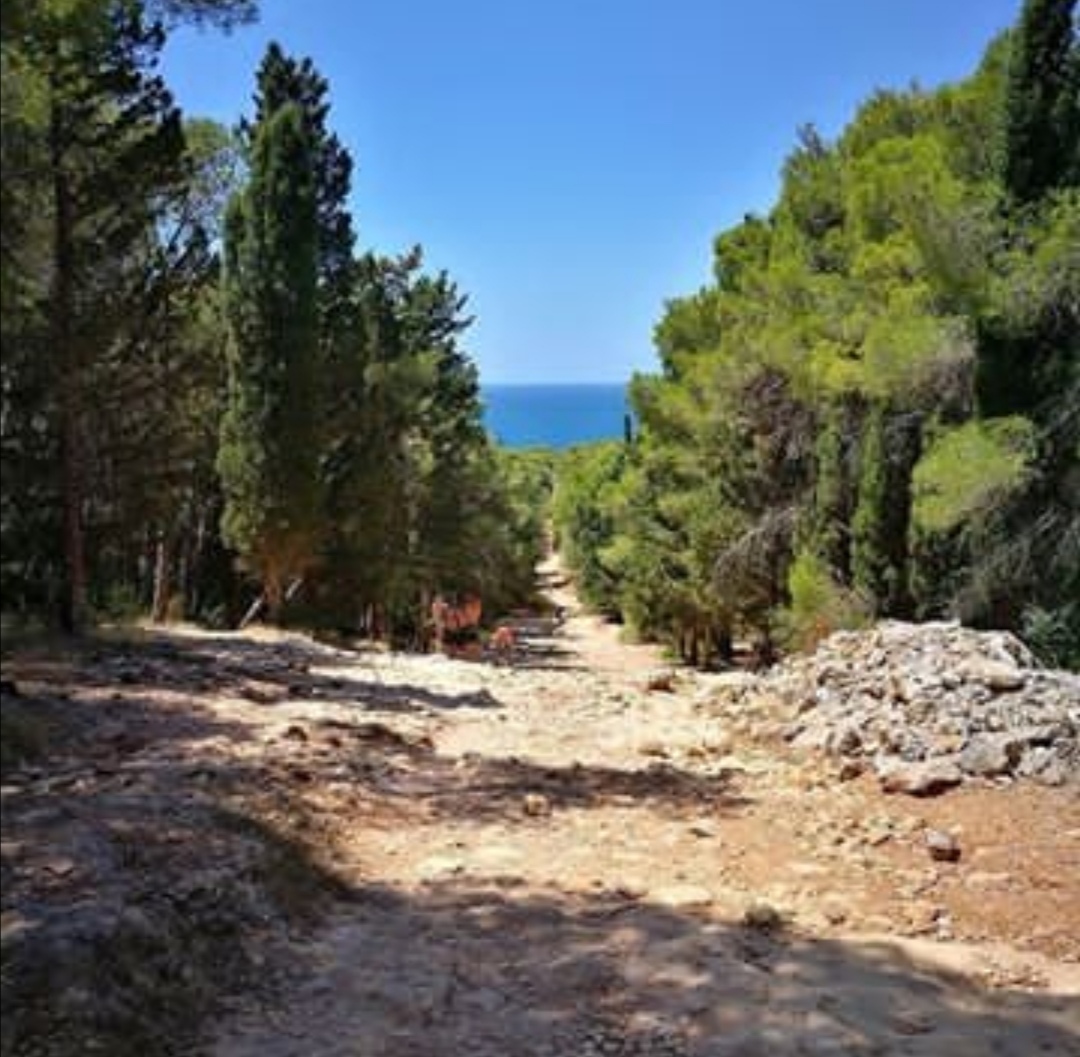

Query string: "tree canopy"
[[1, 9, 544, 641], [555, 0, 1079, 668]]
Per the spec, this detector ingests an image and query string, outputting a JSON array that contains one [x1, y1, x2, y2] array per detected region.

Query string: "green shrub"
[[780, 549, 871, 652], [1021, 604, 1080, 671]]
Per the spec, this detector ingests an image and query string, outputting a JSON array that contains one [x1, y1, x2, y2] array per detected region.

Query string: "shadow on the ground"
[[11, 629, 505, 715], [1, 696, 347, 1056], [213, 876, 1080, 1056], [486, 646, 592, 673], [4, 636, 1079, 1057], [394, 752, 750, 821], [0, 673, 261, 776]]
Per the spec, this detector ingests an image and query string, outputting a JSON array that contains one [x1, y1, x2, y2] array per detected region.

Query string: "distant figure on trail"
[[489, 624, 516, 659], [431, 593, 483, 652]]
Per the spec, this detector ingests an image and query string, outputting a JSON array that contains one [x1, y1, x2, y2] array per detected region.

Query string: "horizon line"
[[481, 379, 630, 387]]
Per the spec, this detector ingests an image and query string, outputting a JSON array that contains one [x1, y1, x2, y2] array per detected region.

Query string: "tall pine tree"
[[2, 0, 187, 630]]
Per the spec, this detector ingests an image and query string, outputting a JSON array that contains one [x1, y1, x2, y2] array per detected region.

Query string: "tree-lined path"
[[3, 557, 1077, 1053], [3, 3, 1078, 1053], [204, 566, 1080, 1057]]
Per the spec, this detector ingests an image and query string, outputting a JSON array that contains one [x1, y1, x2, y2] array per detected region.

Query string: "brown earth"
[[2, 557, 1078, 1055]]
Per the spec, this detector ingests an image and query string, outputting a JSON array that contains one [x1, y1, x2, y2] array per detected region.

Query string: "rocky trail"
[[2, 559, 1079, 1055]]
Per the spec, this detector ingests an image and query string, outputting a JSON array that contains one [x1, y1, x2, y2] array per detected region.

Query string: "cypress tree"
[[246, 43, 356, 344], [852, 408, 921, 617], [810, 403, 857, 581], [1001, 0, 1079, 203], [852, 408, 891, 610], [244, 46, 368, 617], [980, 3, 1078, 419], [218, 102, 320, 620]]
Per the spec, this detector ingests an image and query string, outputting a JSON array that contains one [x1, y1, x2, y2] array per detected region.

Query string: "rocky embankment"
[[703, 621, 1079, 795]]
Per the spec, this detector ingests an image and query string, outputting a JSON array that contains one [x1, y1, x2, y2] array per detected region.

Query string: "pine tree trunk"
[[59, 411, 87, 633], [151, 533, 171, 623], [51, 92, 87, 634], [264, 569, 284, 624], [716, 628, 733, 665]]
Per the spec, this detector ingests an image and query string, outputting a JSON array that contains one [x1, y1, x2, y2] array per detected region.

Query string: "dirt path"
[[4, 565, 1077, 1055], [204, 565, 1080, 1057], [533, 553, 663, 676]]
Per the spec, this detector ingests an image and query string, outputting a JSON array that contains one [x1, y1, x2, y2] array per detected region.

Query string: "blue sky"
[[162, 0, 1020, 384]]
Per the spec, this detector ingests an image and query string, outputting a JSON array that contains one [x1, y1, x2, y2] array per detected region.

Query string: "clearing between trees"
[[2, 558, 1078, 1056]]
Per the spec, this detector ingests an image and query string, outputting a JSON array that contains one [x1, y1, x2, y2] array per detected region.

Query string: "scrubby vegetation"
[[555, 0, 1078, 667]]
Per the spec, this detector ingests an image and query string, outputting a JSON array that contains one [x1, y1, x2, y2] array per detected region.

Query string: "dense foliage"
[[555, 0, 1079, 668], [1, 0, 543, 640], [219, 100, 321, 619], [4, 0, 1075, 661]]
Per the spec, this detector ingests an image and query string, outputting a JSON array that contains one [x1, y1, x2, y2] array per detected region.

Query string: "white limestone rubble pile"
[[707, 621, 1079, 792]]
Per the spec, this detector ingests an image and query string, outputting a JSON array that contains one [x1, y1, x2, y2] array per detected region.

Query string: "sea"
[[482, 383, 630, 449]]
